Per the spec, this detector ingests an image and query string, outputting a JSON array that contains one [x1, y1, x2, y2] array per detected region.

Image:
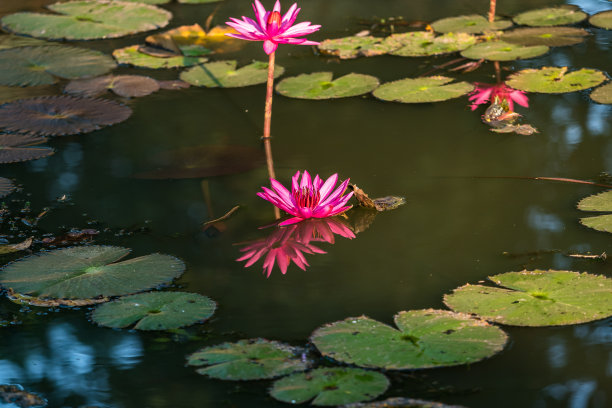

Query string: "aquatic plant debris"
[[512, 6, 588, 27], [64, 75, 160, 98], [431, 14, 512, 34], [589, 10, 612, 30], [0, 384, 46, 408], [344, 397, 468, 408], [348, 184, 405, 211], [590, 82, 612, 104], [269, 367, 389, 406], [577, 190, 612, 232], [0, 177, 15, 198], [373, 76, 474, 103], [0, 237, 32, 255], [0, 134, 54, 164], [275, 72, 379, 99], [501, 27, 589, 47], [505, 67, 607, 94], [460, 41, 549, 61], [181, 60, 285, 88]]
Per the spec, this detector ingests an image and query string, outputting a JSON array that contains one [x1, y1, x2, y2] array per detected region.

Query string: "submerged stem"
[[488, 0, 496, 23], [263, 52, 280, 219]]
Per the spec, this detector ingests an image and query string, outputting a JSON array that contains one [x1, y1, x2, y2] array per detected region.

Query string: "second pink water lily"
[[469, 83, 529, 111], [258, 170, 353, 226]]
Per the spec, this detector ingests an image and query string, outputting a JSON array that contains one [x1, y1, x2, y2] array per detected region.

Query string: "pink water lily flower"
[[469, 83, 529, 111], [225, 0, 321, 54], [258, 170, 353, 226]]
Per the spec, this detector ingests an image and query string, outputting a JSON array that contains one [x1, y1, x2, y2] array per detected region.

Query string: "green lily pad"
[[373, 76, 474, 103], [0, 245, 185, 299], [0, 134, 54, 164], [0, 45, 116, 87], [0, 34, 50, 50], [180, 60, 284, 88], [513, 7, 588, 27], [388, 31, 477, 57], [577, 189, 612, 232], [0, 177, 15, 198], [187, 338, 309, 380], [318, 35, 396, 59], [92, 291, 216, 330], [178, 0, 222, 3], [590, 82, 612, 104], [501, 27, 589, 47], [431, 15, 513, 34], [1, 0, 172, 41], [344, 397, 468, 408], [65, 75, 160, 98], [113, 45, 208, 69], [505, 67, 607, 93], [444, 270, 612, 326], [310, 309, 507, 369], [270, 368, 389, 406], [275, 72, 379, 100], [460, 41, 548, 61], [590, 10, 612, 30]]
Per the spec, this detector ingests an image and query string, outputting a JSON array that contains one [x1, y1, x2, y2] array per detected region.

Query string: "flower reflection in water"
[[237, 217, 355, 277]]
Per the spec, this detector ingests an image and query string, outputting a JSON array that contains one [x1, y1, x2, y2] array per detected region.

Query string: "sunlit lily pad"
[[318, 35, 396, 59], [0, 96, 132, 136], [92, 291, 216, 330], [113, 45, 208, 69], [276, 72, 379, 100], [0, 34, 50, 50], [310, 310, 507, 369], [65, 75, 160, 98], [388, 31, 477, 57], [577, 189, 612, 232], [0, 178, 15, 198], [373, 76, 474, 103], [180, 60, 284, 88], [444, 270, 612, 326], [590, 82, 612, 104], [505, 67, 606, 93], [0, 245, 185, 299], [513, 7, 588, 27], [270, 368, 389, 406], [431, 15, 512, 34], [0, 0, 172, 40], [0, 46, 116, 87], [187, 338, 309, 380], [344, 397, 468, 408], [0, 134, 54, 164], [460, 41, 548, 61], [146, 24, 242, 56], [501, 27, 589, 46], [590, 11, 612, 30]]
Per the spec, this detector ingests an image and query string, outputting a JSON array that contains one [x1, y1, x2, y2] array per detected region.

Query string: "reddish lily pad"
[[113, 45, 208, 69], [590, 11, 612, 30], [276, 72, 379, 99], [0, 177, 15, 198], [431, 15, 513, 34], [318, 35, 397, 59], [513, 7, 588, 27], [373, 76, 474, 103], [590, 82, 612, 104], [501, 27, 589, 47], [180, 60, 285, 88], [505, 67, 606, 93], [388, 31, 477, 57], [0, 134, 54, 164], [65, 75, 160, 98], [461, 41, 548, 61]]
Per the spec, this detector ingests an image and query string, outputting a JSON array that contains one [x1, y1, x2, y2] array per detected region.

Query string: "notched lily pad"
[[513, 7, 588, 27], [318, 35, 396, 59], [187, 338, 309, 380], [590, 10, 612, 30], [373, 76, 474, 103], [113, 45, 208, 69], [65, 75, 160, 98], [388, 31, 476, 57], [501, 27, 589, 47], [181, 60, 284, 88], [276, 72, 379, 100], [505, 67, 606, 93], [460, 41, 548, 61], [0, 134, 54, 164], [344, 397, 468, 408], [444, 270, 612, 326], [431, 15, 512, 34], [0, 177, 15, 198], [590, 82, 612, 104], [92, 291, 216, 330], [577, 189, 612, 232], [310, 309, 507, 369], [270, 367, 389, 406], [0, 384, 46, 408]]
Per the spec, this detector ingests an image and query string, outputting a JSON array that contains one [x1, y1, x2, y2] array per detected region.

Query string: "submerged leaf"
[[590, 82, 612, 104], [65, 75, 160, 98], [113, 45, 208, 69], [0, 177, 15, 198], [373, 76, 474, 103], [501, 27, 589, 47], [276, 72, 379, 99], [0, 237, 32, 255], [344, 397, 468, 408], [181, 60, 285, 88], [513, 7, 588, 27], [0, 134, 54, 163], [431, 15, 512, 34], [318, 35, 397, 59], [461, 41, 548, 61], [505, 67, 606, 93], [388, 31, 477, 57], [0, 384, 46, 408], [590, 10, 612, 30]]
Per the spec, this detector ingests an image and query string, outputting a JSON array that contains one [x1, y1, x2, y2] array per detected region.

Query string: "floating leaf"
[[145, 24, 242, 56], [187, 338, 309, 380], [431, 15, 512, 34], [590, 10, 612, 30], [460, 41, 548, 61], [0, 45, 116, 87], [113, 45, 208, 69], [0, 177, 15, 198], [0, 34, 50, 50], [92, 291, 216, 330], [0, 384, 46, 408], [513, 7, 588, 27], [65, 75, 160, 98], [158, 80, 190, 90], [577, 189, 612, 232], [373, 76, 474, 103], [0, 134, 54, 164], [505, 67, 606, 93], [7, 288, 109, 307], [501, 27, 589, 46], [0, 245, 185, 299], [270, 368, 389, 406], [318, 35, 397, 59], [310, 310, 507, 369], [181, 60, 284, 88], [0, 86, 55, 104], [344, 397, 468, 408], [0, 96, 132, 136], [388, 31, 477, 57], [0, 0, 172, 40], [444, 270, 612, 326], [590, 82, 612, 104], [276, 72, 379, 100], [0, 237, 32, 255]]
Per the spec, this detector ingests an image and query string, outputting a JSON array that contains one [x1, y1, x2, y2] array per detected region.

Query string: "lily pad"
[[0, 237, 32, 255], [180, 60, 284, 88], [577, 189, 612, 232], [0, 34, 50, 50], [187, 338, 309, 380], [7, 288, 109, 307], [344, 398, 468, 408], [113, 45, 208, 69], [0, 245, 185, 299], [92, 291, 216, 330], [65, 75, 160, 98], [0, 96, 132, 136], [0, 0, 172, 40], [0, 86, 55, 104], [317, 35, 397, 59], [513, 7, 588, 27], [388, 31, 477, 57], [145, 24, 243, 56], [590, 10, 612, 30], [590, 82, 612, 104], [373, 76, 474, 103], [0, 45, 116, 87], [431, 15, 513, 34], [505, 67, 607, 93], [0, 178, 15, 198], [310, 309, 507, 369], [460, 41, 548, 61], [0, 134, 53, 164], [444, 270, 612, 326], [501, 27, 589, 47], [270, 368, 389, 406], [276, 72, 379, 100]]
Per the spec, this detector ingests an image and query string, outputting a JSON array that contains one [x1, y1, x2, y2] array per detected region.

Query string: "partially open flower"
[[469, 83, 529, 111]]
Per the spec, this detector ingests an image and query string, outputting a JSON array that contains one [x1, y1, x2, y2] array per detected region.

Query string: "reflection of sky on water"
[[568, 0, 612, 14], [542, 380, 598, 408]]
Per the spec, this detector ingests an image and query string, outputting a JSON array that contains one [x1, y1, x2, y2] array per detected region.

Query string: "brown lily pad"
[[0, 384, 46, 408], [158, 80, 190, 90], [6, 288, 109, 307], [0, 133, 54, 163], [0, 237, 32, 255], [0, 177, 15, 198], [65, 74, 160, 98]]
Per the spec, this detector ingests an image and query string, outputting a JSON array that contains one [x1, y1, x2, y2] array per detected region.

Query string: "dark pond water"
[[1, 0, 612, 407]]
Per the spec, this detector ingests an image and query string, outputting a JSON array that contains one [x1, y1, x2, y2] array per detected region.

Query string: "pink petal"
[[510, 90, 529, 108], [319, 178, 349, 208], [279, 217, 304, 226], [225, 32, 262, 41], [281, 3, 298, 26], [253, 0, 268, 29], [281, 22, 320, 36], [273, 0, 281, 13], [263, 40, 278, 54], [291, 171, 301, 192], [270, 179, 293, 206], [318, 173, 338, 202], [300, 170, 312, 190]]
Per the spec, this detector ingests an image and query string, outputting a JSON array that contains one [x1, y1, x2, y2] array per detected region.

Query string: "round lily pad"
[[113, 45, 208, 69], [373, 76, 474, 103], [0, 45, 116, 87], [431, 15, 513, 34], [513, 7, 588, 27], [444, 270, 612, 326], [275, 72, 379, 100], [344, 398, 468, 408], [180, 60, 284, 88], [505, 67, 606, 93], [388, 31, 477, 57], [270, 368, 389, 406], [186, 338, 309, 380], [0, 134, 54, 164], [0, 96, 132, 136], [65, 75, 160, 98], [460, 41, 548, 61], [0, 34, 50, 50], [577, 189, 612, 232], [501, 27, 589, 47], [590, 82, 612, 104], [0, 245, 185, 299], [0, 177, 15, 198], [1, 0, 172, 40], [590, 11, 612, 30], [92, 291, 216, 330], [317, 35, 396, 59], [310, 309, 507, 370]]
